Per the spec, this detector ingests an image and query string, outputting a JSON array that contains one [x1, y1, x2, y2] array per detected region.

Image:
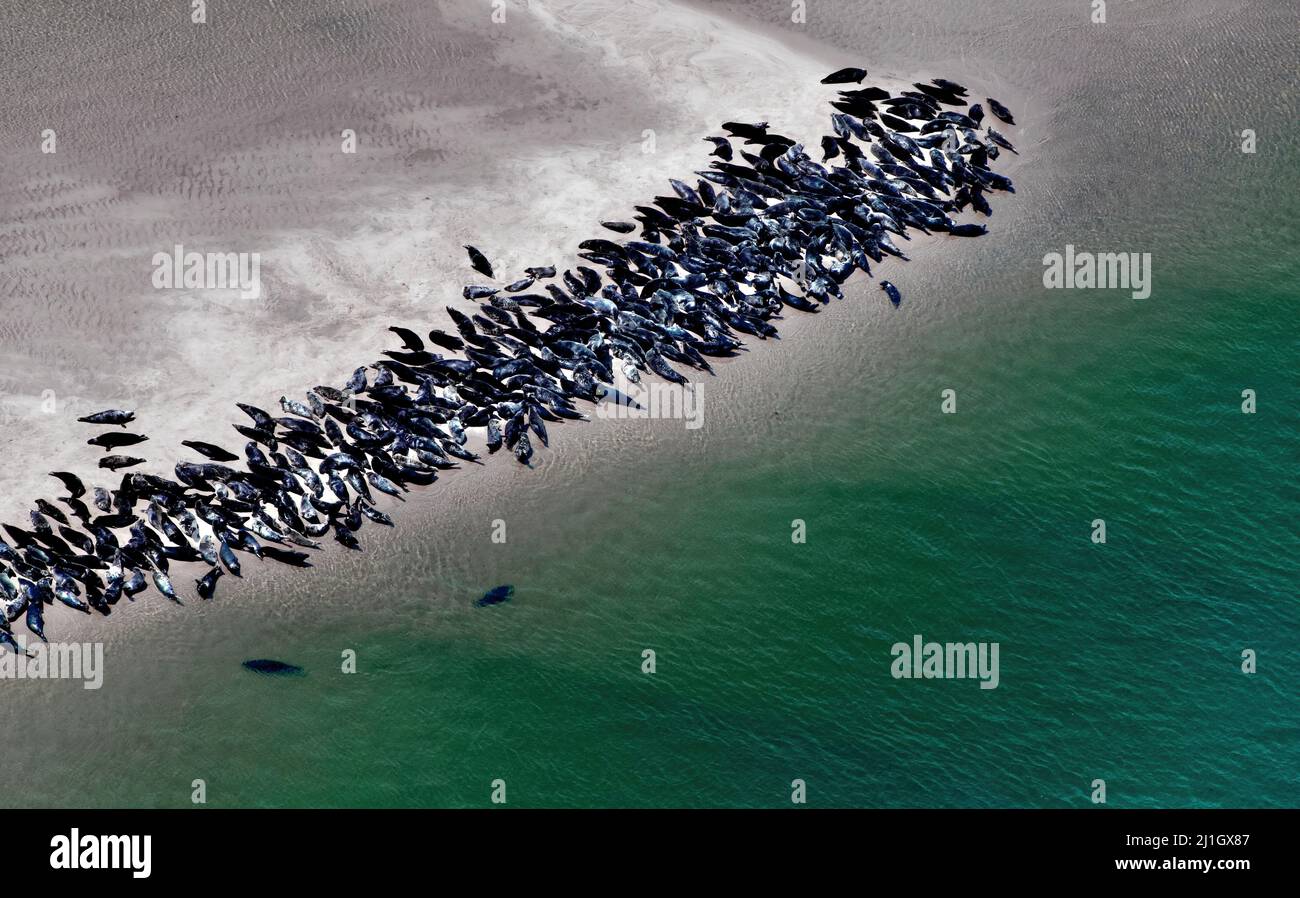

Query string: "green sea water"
[[88, 238, 1293, 809], [5, 0, 1297, 808], [39, 147, 1296, 808]]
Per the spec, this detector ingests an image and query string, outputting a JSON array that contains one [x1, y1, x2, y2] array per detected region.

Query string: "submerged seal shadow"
[[475, 585, 514, 608], [242, 659, 305, 676]]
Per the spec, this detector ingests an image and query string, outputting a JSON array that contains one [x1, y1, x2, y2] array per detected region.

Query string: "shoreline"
[[3, 0, 1032, 652], [1, 0, 1291, 814]]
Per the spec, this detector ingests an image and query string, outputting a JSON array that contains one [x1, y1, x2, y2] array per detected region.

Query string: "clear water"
[[2, 0, 1296, 807]]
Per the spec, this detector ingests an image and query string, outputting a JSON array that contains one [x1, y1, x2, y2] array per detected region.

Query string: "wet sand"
[[4, 0, 1293, 810], [0, 0, 1000, 643]]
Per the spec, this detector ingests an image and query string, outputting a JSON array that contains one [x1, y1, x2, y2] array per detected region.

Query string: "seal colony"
[[0, 71, 1019, 649]]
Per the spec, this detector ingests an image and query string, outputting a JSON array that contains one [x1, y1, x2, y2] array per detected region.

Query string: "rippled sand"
[[0, 5, 802, 514], [10, 0, 1286, 642], [2, 0, 1294, 808], [0, 0, 912, 642]]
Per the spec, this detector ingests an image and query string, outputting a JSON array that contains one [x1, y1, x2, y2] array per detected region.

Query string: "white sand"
[[0, 0, 1022, 643]]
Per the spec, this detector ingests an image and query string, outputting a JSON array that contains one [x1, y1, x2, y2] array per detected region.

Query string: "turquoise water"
[[212, 271, 1295, 809], [5, 0, 1297, 808], [43, 193, 1295, 808]]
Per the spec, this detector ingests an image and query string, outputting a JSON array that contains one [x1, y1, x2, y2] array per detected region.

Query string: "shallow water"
[[1, 0, 1296, 807]]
